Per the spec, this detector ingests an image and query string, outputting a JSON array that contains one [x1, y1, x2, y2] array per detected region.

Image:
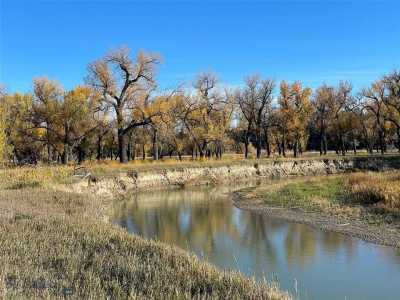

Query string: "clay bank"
[[72, 156, 400, 195]]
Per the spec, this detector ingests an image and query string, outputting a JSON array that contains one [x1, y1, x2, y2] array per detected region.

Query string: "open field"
[[234, 171, 400, 247]]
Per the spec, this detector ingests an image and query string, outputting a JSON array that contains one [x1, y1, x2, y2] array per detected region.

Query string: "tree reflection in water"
[[113, 184, 400, 300]]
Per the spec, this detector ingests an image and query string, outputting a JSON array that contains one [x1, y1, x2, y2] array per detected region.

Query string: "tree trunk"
[[142, 142, 146, 160], [293, 139, 298, 158], [62, 145, 69, 165], [282, 130, 286, 157], [323, 133, 327, 155], [264, 127, 270, 157], [131, 139, 136, 160], [47, 143, 53, 162], [96, 135, 103, 161], [116, 107, 129, 163], [256, 127, 262, 159], [77, 145, 84, 165], [339, 133, 345, 156], [378, 129, 385, 154], [153, 128, 159, 160], [244, 138, 249, 159], [127, 139, 131, 161], [199, 144, 205, 158], [320, 123, 327, 155], [118, 130, 129, 163], [397, 127, 400, 153], [352, 137, 357, 154], [62, 122, 71, 165]]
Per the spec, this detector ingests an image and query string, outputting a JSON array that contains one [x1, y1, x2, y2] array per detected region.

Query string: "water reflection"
[[114, 185, 400, 300]]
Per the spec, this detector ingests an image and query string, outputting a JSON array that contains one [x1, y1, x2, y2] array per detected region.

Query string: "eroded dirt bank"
[[70, 156, 400, 196]]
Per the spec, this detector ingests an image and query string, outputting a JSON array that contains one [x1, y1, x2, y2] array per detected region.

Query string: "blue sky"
[[1, 0, 399, 93]]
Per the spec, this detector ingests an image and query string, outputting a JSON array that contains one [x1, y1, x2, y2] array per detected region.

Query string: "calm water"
[[113, 184, 400, 300]]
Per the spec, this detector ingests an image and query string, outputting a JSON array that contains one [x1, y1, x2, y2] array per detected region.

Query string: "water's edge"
[[113, 184, 400, 300], [70, 156, 400, 196], [76, 156, 400, 248], [232, 191, 400, 248]]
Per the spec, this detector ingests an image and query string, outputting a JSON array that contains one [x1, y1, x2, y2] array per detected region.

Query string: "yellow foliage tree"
[[278, 81, 313, 157], [0, 87, 7, 162]]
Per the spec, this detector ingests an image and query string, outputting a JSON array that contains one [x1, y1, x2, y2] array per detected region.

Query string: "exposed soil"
[[71, 156, 400, 195]]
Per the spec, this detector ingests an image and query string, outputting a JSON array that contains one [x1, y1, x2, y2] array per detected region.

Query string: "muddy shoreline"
[[232, 192, 400, 248]]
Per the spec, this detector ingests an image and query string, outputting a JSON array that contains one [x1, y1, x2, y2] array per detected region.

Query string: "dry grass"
[[0, 169, 291, 299], [0, 165, 73, 190], [245, 171, 400, 226], [1, 217, 289, 299], [346, 172, 400, 212]]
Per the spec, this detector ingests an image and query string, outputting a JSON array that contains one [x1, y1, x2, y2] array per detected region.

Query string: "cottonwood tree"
[[361, 80, 389, 154], [313, 85, 334, 155], [383, 70, 400, 151], [276, 81, 293, 157], [2, 92, 38, 163], [92, 107, 112, 160], [277, 81, 312, 157], [156, 94, 190, 160], [60, 86, 99, 164], [191, 73, 219, 157], [0, 86, 8, 162], [356, 107, 376, 153], [237, 75, 274, 159], [29, 80, 98, 164], [290, 82, 313, 157], [180, 73, 232, 158], [235, 84, 255, 158], [325, 81, 353, 156], [87, 47, 161, 163], [212, 89, 235, 158], [30, 77, 63, 161]]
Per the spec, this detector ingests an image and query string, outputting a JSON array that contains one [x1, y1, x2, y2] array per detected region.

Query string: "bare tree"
[[236, 75, 274, 158], [383, 70, 400, 151], [361, 81, 388, 154], [330, 81, 353, 156], [87, 47, 160, 163], [235, 82, 255, 159], [313, 85, 334, 155]]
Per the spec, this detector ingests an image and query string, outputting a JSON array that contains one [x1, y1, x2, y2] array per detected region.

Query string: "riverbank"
[[0, 181, 291, 299], [2, 155, 399, 196], [233, 172, 400, 248], [70, 155, 400, 195]]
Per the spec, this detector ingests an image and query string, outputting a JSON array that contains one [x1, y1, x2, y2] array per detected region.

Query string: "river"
[[113, 184, 400, 300]]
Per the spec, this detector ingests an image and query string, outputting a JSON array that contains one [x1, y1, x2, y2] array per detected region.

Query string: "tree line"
[[0, 47, 399, 164]]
